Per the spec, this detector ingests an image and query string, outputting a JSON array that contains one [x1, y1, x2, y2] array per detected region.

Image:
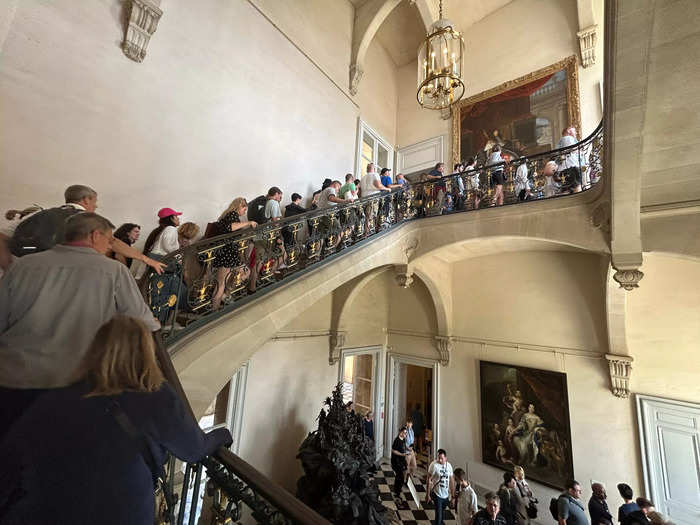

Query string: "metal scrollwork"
[[142, 121, 603, 342]]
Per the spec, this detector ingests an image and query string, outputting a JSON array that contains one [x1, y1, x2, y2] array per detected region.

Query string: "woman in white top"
[[488, 145, 506, 206], [514, 465, 536, 524], [453, 468, 478, 525], [143, 207, 182, 257]]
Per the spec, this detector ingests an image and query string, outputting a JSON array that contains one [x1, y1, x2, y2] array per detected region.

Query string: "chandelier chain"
[[439, 0, 443, 19]]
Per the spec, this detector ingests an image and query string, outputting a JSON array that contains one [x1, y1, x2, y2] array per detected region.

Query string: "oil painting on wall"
[[452, 56, 580, 166], [480, 360, 574, 489]]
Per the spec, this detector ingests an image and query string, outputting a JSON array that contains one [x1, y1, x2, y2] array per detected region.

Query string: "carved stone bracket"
[[395, 271, 414, 288], [123, 0, 163, 63], [612, 269, 644, 291], [394, 263, 414, 288], [328, 331, 347, 365], [605, 353, 633, 398], [591, 201, 610, 233], [577, 25, 598, 68], [349, 64, 364, 96], [433, 336, 452, 366]]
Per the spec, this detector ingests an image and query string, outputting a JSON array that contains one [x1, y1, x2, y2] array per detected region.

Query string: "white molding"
[[338, 345, 386, 460], [396, 135, 445, 176], [356, 118, 394, 178], [226, 362, 249, 455], [385, 352, 441, 464], [636, 394, 700, 519], [387, 328, 603, 359]]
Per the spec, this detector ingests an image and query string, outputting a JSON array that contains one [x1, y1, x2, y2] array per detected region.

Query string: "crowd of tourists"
[[0, 123, 592, 285], [386, 423, 673, 525]]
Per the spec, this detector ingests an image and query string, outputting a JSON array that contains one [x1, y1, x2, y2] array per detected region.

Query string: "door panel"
[[638, 396, 700, 525]]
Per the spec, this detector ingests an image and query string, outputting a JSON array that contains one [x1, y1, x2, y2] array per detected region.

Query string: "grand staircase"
[[147, 124, 605, 523]]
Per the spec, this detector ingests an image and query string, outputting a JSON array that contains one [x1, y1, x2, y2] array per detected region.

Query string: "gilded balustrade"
[[143, 122, 603, 342]]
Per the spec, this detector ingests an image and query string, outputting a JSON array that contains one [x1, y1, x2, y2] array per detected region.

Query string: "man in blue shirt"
[[557, 480, 590, 525], [380, 167, 394, 187], [405, 418, 417, 481]]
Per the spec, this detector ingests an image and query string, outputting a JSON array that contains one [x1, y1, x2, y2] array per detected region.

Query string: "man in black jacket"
[[588, 483, 613, 525], [621, 498, 653, 525], [284, 193, 307, 217]]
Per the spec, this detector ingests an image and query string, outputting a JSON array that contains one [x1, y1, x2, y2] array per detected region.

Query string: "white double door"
[[637, 395, 700, 525]]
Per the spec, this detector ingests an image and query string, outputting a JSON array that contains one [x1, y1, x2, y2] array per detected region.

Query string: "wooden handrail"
[[214, 447, 331, 525], [152, 332, 331, 524]]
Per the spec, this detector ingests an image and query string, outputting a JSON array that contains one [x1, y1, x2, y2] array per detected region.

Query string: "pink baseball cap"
[[157, 207, 182, 219]]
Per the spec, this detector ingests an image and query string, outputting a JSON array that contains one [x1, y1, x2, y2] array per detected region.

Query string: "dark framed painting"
[[479, 360, 574, 489], [451, 56, 581, 166]]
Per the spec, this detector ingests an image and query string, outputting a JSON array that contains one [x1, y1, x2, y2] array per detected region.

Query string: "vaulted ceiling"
[[350, 0, 514, 67]]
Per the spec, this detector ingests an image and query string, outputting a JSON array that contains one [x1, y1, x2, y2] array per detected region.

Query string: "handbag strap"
[[109, 400, 175, 519], [108, 400, 163, 480]]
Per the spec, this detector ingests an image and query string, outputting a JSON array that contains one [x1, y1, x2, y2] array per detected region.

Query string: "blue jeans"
[[434, 495, 449, 525]]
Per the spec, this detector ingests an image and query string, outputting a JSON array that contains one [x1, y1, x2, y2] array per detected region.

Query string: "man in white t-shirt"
[[316, 181, 349, 209], [426, 448, 454, 525], [264, 186, 283, 222], [360, 162, 390, 197]]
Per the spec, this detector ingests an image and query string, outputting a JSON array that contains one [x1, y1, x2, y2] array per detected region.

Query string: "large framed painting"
[[452, 56, 581, 166], [479, 360, 574, 489]]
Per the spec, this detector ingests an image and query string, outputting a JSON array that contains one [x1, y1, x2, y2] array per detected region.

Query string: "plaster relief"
[[122, 0, 162, 63], [605, 354, 633, 398]]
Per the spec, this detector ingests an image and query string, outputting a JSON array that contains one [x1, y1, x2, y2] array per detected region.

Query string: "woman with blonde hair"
[[177, 221, 200, 247], [0, 316, 232, 525], [211, 197, 257, 309]]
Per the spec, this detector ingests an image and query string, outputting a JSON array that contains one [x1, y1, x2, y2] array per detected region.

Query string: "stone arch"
[[349, 0, 402, 94]]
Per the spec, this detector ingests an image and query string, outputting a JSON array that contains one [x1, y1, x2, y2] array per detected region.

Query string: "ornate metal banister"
[[143, 122, 603, 344]]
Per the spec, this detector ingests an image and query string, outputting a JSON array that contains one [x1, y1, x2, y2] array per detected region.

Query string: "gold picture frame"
[[451, 55, 581, 166]]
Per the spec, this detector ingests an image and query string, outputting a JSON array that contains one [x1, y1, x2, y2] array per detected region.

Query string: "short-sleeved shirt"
[[428, 460, 453, 499], [264, 199, 281, 219], [317, 186, 338, 208], [360, 172, 382, 196], [391, 436, 407, 470], [558, 495, 590, 525], [339, 182, 356, 200], [405, 427, 415, 448], [0, 245, 160, 388], [380, 175, 393, 187], [149, 225, 180, 256]]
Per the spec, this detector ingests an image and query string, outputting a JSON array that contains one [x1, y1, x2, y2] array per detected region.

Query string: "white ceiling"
[[351, 0, 514, 67]]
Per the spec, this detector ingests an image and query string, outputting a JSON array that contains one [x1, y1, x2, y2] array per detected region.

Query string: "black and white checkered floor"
[[374, 452, 457, 525]]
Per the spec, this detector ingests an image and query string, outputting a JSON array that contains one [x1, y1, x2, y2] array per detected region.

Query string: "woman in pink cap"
[[143, 207, 184, 324], [143, 207, 182, 257]]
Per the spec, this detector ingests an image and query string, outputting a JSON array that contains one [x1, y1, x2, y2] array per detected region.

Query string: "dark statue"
[[296, 383, 388, 524]]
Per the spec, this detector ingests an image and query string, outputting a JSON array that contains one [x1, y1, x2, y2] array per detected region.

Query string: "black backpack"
[[247, 195, 269, 225], [549, 496, 562, 521], [10, 205, 81, 257]]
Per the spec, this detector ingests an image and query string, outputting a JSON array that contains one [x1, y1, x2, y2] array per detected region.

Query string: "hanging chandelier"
[[416, 0, 465, 110]]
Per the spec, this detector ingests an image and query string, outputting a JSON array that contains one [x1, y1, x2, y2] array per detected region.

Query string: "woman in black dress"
[[211, 197, 257, 309]]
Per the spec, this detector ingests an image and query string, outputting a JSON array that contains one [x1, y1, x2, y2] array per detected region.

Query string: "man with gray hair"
[[472, 492, 508, 525], [10, 184, 164, 274], [0, 212, 160, 438]]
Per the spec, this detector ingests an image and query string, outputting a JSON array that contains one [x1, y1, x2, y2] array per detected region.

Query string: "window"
[[356, 119, 393, 177], [342, 354, 374, 415]]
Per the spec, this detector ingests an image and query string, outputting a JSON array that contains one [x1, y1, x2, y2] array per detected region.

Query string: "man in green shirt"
[[339, 173, 357, 201]]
